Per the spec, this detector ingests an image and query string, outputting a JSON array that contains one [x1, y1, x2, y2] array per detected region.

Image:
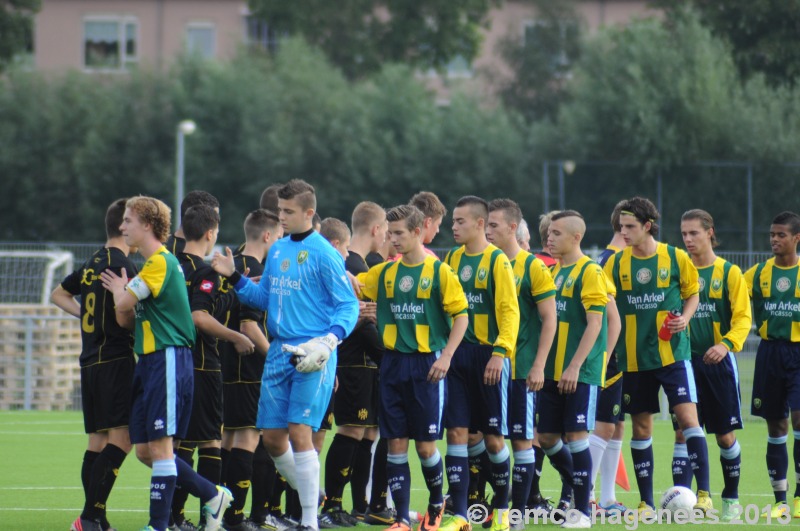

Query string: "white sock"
[[588, 434, 608, 502], [295, 450, 321, 529], [272, 447, 298, 490], [600, 439, 622, 506]]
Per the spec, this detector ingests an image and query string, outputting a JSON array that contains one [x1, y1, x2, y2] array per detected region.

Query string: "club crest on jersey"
[[555, 275, 564, 290], [398, 275, 415, 293], [460, 265, 473, 282], [280, 259, 290, 272], [514, 275, 522, 287], [420, 277, 432, 291], [711, 278, 722, 292], [297, 250, 308, 265], [477, 268, 488, 282], [698, 278, 705, 291], [636, 269, 652, 284], [658, 268, 669, 281], [777, 277, 791, 293], [565, 276, 575, 289]]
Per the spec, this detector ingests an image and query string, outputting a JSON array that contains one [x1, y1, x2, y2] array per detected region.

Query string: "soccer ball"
[[659, 486, 697, 512]]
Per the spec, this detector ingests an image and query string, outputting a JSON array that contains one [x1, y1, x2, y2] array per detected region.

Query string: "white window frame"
[[82, 15, 139, 72], [185, 22, 217, 59]]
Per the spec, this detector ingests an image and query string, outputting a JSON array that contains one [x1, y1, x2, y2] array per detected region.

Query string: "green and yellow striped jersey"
[[547, 256, 609, 386], [511, 250, 556, 378], [745, 258, 800, 341], [444, 244, 520, 357], [689, 257, 751, 355], [603, 243, 699, 372], [357, 255, 468, 353], [126, 246, 195, 355]]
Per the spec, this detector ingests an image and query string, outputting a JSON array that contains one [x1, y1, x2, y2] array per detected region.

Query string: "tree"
[[246, 0, 498, 79], [653, 0, 800, 87], [0, 0, 40, 71], [493, 0, 582, 123]]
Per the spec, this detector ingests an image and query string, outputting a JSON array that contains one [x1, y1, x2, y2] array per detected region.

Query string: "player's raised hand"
[[100, 268, 128, 296], [346, 271, 364, 297], [211, 247, 236, 277]]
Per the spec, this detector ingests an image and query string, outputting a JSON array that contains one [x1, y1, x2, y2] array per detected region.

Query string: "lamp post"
[[175, 119, 197, 228]]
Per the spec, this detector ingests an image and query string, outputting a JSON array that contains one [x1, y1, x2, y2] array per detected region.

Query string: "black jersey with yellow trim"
[[338, 251, 385, 367], [177, 252, 224, 371]]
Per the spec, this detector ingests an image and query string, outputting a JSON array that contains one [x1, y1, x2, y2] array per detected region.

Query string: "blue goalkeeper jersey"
[[234, 231, 359, 342]]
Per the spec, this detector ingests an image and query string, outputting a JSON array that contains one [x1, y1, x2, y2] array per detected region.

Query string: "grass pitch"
[[0, 410, 783, 530]]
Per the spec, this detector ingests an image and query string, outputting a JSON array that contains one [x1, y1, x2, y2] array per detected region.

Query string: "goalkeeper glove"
[[282, 333, 338, 373]]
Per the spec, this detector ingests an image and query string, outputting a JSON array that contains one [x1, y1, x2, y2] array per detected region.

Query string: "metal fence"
[[0, 242, 776, 418]]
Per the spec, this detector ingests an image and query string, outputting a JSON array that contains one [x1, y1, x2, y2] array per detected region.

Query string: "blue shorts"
[[379, 350, 445, 441], [595, 373, 624, 424], [129, 346, 194, 444], [256, 338, 336, 430], [752, 340, 800, 420], [622, 360, 697, 415], [537, 379, 597, 434], [445, 343, 509, 436], [507, 379, 536, 440]]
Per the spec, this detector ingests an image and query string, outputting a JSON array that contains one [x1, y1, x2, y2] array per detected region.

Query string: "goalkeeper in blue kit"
[[212, 180, 359, 531]]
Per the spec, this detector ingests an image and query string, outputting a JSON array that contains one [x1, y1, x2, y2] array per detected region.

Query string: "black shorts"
[[184, 369, 223, 442], [223, 381, 260, 430], [81, 357, 135, 433], [319, 388, 335, 431], [334, 365, 379, 427], [595, 373, 624, 424]]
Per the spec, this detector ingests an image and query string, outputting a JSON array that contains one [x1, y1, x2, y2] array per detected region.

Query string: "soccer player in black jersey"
[[165, 190, 220, 255], [52, 199, 138, 531], [172, 205, 255, 528], [319, 203, 388, 528], [221, 209, 284, 531]]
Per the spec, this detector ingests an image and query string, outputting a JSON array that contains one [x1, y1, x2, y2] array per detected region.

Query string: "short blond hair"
[[126, 196, 172, 242], [351, 201, 386, 234]]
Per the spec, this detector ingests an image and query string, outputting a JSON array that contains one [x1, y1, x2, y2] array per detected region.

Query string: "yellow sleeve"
[[139, 254, 169, 298], [439, 263, 469, 318], [356, 262, 389, 301], [492, 253, 520, 356], [529, 258, 556, 301], [743, 264, 757, 296], [602, 253, 617, 286], [605, 273, 617, 298], [677, 249, 700, 299], [721, 264, 752, 352], [581, 263, 609, 313]]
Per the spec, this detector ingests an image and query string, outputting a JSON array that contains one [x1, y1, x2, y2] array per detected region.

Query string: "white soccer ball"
[[659, 486, 697, 512]]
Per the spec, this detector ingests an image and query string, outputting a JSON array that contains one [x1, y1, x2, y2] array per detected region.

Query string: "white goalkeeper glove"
[[282, 333, 338, 373]]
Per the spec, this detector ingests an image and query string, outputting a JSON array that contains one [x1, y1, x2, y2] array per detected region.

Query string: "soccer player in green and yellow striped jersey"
[[602, 197, 711, 514], [486, 199, 557, 521], [357, 205, 469, 531], [675, 209, 752, 521], [745, 211, 800, 518], [442, 196, 520, 531]]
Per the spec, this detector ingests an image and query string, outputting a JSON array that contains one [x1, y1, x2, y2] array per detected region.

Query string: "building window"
[[244, 15, 281, 53], [446, 54, 473, 79], [523, 19, 578, 72], [186, 23, 216, 59], [84, 17, 138, 70]]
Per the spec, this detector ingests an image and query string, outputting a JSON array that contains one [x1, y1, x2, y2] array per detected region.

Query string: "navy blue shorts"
[[507, 379, 536, 440], [752, 340, 800, 420], [445, 343, 509, 436], [595, 373, 624, 424], [537, 379, 597, 434], [129, 346, 194, 444], [379, 350, 445, 441], [622, 360, 697, 416]]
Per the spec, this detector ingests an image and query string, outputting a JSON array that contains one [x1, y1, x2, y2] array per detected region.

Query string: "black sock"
[[350, 438, 374, 514], [286, 486, 301, 520], [324, 434, 360, 511], [197, 447, 222, 518], [528, 445, 545, 501], [83, 443, 128, 521], [81, 450, 100, 503], [369, 438, 389, 512], [171, 445, 195, 525], [250, 443, 276, 522], [223, 448, 254, 526], [269, 473, 286, 516], [220, 447, 230, 487]]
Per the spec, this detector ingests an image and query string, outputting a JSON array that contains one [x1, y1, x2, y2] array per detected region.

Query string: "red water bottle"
[[659, 311, 680, 341]]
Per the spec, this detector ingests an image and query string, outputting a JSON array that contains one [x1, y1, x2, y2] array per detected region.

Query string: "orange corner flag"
[[615, 453, 630, 491]]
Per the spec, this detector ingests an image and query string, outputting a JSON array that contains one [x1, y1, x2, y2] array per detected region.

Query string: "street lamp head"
[[562, 160, 576, 175], [178, 120, 197, 135]]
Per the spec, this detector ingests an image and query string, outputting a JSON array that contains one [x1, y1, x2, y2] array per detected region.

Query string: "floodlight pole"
[[175, 120, 196, 229]]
